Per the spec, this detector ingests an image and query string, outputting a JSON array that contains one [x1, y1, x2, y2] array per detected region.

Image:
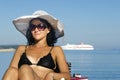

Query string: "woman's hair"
[[26, 17, 57, 46]]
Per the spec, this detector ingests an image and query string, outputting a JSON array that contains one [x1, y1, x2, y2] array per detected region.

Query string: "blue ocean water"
[[0, 50, 120, 80]]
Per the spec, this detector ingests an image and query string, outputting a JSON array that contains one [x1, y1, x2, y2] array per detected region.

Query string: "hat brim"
[[13, 10, 64, 38]]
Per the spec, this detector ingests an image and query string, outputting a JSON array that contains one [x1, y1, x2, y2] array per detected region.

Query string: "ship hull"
[[62, 47, 94, 50], [61, 43, 94, 50]]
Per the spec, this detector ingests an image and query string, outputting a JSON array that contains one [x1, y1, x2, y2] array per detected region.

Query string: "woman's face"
[[30, 19, 50, 41]]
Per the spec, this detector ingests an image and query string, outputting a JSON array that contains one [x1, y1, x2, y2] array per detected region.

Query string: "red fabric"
[[71, 77, 88, 80]]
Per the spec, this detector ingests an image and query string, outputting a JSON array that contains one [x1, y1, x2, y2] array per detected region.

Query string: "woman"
[[2, 10, 71, 80]]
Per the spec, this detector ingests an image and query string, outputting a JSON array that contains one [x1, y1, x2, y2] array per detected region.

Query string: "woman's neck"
[[34, 41, 48, 48]]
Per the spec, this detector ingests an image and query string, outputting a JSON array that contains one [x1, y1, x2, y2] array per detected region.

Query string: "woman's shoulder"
[[17, 45, 26, 50], [52, 46, 63, 53], [53, 46, 62, 50], [15, 45, 27, 54], [52, 46, 64, 57]]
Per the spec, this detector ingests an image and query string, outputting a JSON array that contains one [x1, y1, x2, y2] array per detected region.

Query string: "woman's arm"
[[9, 45, 26, 68], [46, 46, 71, 80], [2, 45, 26, 80]]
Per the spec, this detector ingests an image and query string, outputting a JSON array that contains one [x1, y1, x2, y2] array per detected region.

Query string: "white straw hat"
[[13, 10, 64, 38]]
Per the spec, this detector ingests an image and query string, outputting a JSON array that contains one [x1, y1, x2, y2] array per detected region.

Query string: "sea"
[[0, 49, 120, 80]]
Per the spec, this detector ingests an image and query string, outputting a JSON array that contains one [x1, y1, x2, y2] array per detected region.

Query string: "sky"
[[0, 0, 120, 50]]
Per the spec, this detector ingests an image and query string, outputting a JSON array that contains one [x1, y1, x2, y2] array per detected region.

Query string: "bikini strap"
[[49, 46, 54, 53], [24, 45, 28, 53]]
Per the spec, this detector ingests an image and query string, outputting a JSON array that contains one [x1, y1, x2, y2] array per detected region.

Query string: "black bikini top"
[[18, 47, 56, 70]]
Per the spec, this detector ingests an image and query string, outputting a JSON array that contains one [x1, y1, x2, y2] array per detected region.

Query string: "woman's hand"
[[44, 72, 54, 80]]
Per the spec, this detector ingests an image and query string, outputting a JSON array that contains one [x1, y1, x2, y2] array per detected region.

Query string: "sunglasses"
[[30, 23, 47, 31]]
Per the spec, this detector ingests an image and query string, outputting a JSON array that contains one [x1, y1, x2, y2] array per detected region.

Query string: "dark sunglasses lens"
[[30, 25, 36, 31], [30, 24, 47, 31], [38, 24, 46, 29]]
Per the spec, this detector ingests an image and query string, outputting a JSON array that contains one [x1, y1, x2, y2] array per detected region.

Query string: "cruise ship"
[[61, 42, 94, 50]]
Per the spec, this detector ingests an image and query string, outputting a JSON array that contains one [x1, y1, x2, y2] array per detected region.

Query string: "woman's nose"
[[34, 27, 39, 31], [33, 27, 40, 33]]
